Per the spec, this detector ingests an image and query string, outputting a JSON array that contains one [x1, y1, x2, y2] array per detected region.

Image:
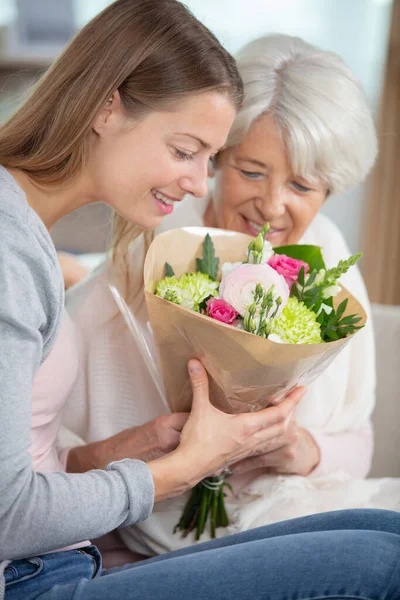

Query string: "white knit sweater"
[[61, 200, 391, 556]]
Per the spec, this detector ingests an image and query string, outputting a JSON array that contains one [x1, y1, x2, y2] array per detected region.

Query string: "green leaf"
[[318, 301, 364, 342], [196, 234, 220, 280], [298, 266, 305, 287], [274, 244, 326, 272], [335, 299, 348, 321], [291, 284, 301, 300], [198, 294, 213, 312], [305, 270, 317, 287], [164, 262, 175, 277]]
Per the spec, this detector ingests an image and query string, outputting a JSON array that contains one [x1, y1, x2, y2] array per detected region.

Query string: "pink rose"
[[268, 254, 309, 288], [206, 297, 239, 325], [220, 263, 289, 317]]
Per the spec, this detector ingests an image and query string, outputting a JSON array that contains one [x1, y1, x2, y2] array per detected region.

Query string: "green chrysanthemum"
[[155, 272, 219, 312], [271, 297, 322, 344]]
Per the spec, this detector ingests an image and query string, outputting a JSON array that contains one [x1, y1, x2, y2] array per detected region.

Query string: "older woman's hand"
[[230, 414, 320, 477], [66, 413, 189, 473]]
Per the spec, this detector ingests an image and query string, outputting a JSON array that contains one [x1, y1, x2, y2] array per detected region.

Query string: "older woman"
[[61, 35, 398, 560]]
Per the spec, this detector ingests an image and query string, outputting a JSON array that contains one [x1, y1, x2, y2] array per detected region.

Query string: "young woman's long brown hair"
[[0, 0, 243, 300]]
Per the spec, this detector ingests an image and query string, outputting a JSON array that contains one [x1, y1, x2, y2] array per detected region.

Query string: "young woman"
[[1, 1, 399, 597]]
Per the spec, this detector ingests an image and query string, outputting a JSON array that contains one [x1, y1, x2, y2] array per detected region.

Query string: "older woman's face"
[[211, 114, 327, 246]]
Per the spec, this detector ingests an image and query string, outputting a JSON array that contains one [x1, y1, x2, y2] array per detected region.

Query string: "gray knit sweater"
[[0, 167, 154, 598]]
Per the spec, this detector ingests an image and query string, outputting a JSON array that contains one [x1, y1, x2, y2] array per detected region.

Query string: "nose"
[[256, 186, 286, 220], [179, 160, 209, 199]]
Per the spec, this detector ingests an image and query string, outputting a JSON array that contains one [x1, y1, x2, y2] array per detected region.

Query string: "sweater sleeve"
[[0, 216, 154, 561]]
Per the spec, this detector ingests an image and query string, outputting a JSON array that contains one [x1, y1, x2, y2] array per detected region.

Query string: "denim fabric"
[[5, 509, 400, 600], [4, 546, 101, 600]]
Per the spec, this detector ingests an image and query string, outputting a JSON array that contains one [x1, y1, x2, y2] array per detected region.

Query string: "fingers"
[[232, 445, 291, 475], [245, 387, 306, 435], [230, 455, 267, 475], [187, 359, 210, 414], [166, 413, 190, 431]]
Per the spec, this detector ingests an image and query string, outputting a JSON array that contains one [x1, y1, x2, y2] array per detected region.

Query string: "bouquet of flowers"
[[139, 225, 367, 540]]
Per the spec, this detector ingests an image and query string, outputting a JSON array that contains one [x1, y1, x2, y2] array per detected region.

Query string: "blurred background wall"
[[0, 0, 394, 267]]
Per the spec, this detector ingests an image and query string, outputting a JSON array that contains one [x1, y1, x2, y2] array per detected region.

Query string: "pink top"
[[31, 311, 89, 552]]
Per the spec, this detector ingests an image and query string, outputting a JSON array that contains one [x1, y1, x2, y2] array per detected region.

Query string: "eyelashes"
[[240, 170, 263, 179], [174, 148, 194, 161], [292, 182, 312, 193], [239, 169, 313, 192]]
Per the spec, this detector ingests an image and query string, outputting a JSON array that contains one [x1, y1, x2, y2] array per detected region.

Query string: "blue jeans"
[[5, 509, 400, 599]]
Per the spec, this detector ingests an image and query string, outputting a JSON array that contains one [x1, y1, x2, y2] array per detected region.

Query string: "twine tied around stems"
[[174, 474, 233, 541]]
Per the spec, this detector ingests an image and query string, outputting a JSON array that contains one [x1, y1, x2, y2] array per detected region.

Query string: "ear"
[[92, 90, 124, 137]]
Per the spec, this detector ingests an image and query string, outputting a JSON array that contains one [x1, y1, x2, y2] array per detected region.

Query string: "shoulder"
[[0, 211, 63, 363], [0, 168, 64, 360]]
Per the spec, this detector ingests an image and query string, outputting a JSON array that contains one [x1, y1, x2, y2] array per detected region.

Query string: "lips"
[[151, 188, 182, 206], [243, 217, 284, 238]]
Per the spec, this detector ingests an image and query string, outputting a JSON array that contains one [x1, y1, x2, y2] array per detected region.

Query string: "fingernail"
[[188, 360, 201, 374]]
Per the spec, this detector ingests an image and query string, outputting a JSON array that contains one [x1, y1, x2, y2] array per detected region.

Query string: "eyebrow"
[[236, 155, 267, 169], [178, 133, 212, 150]]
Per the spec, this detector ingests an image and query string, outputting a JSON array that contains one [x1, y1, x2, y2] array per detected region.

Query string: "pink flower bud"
[[206, 297, 239, 325]]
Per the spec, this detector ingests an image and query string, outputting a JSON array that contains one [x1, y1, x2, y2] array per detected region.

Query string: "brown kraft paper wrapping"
[[144, 227, 367, 414]]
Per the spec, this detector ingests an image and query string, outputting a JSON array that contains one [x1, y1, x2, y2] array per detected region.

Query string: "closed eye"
[[174, 148, 195, 161], [240, 169, 263, 180], [292, 181, 312, 193]]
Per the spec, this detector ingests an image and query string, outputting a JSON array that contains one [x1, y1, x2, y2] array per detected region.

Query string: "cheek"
[[290, 197, 324, 232], [215, 174, 249, 220]]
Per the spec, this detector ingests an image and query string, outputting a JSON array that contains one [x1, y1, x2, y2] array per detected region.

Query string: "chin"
[[117, 210, 162, 231]]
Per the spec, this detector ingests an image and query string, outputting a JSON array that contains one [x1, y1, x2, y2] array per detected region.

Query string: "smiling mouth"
[[151, 188, 182, 206], [244, 217, 283, 236]]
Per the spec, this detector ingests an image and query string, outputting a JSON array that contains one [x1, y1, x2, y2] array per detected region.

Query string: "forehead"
[[237, 115, 286, 159], [153, 92, 237, 150]]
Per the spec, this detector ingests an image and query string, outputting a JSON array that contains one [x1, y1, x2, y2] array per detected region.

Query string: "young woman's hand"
[[66, 413, 189, 473], [149, 360, 305, 502]]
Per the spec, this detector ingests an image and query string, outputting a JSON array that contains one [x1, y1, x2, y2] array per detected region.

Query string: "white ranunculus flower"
[[220, 263, 289, 318]]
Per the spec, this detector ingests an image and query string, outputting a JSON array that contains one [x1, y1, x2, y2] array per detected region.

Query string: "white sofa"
[[369, 303, 400, 477]]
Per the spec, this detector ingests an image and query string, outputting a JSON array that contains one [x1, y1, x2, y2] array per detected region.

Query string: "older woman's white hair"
[[227, 34, 377, 194]]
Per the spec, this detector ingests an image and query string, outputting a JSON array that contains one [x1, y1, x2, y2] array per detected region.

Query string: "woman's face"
[[210, 114, 328, 246], [90, 91, 236, 229]]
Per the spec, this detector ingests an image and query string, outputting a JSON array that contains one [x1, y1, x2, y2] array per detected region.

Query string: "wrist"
[[148, 448, 206, 503], [66, 441, 105, 473]]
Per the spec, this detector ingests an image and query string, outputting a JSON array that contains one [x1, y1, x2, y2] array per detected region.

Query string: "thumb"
[[188, 359, 210, 414]]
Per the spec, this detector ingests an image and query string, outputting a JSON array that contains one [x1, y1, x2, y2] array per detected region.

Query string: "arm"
[[308, 421, 373, 478], [0, 220, 154, 561]]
